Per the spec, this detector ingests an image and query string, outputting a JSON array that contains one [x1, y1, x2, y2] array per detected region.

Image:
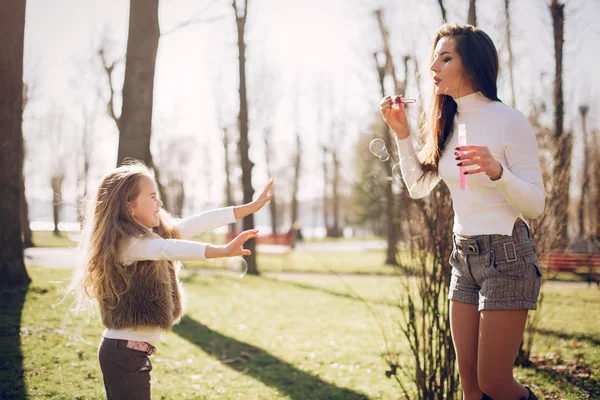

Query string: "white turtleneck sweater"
[[396, 92, 545, 236]]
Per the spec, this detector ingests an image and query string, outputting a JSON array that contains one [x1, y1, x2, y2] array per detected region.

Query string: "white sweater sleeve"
[[491, 112, 545, 218], [395, 135, 441, 199], [176, 206, 236, 240], [121, 237, 210, 263]]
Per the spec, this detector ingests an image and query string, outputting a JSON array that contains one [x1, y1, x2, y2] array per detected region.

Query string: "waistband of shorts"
[[452, 220, 536, 262]]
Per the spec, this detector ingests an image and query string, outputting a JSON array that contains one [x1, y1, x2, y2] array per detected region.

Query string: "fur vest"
[[100, 260, 185, 330]]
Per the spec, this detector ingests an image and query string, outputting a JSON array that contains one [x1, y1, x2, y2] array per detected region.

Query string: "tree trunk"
[[578, 106, 589, 237], [550, 0, 570, 249], [263, 128, 279, 235], [116, 0, 159, 167], [331, 150, 341, 237], [0, 0, 30, 286], [20, 172, 33, 248], [291, 131, 301, 230], [51, 175, 64, 236], [20, 84, 33, 248], [222, 127, 236, 234], [468, 0, 477, 26], [374, 9, 399, 266], [592, 129, 600, 239], [233, 0, 257, 274], [322, 146, 330, 235], [504, 0, 516, 108]]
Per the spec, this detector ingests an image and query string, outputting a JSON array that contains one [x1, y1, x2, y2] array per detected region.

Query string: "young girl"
[[72, 162, 272, 399], [380, 24, 543, 400]]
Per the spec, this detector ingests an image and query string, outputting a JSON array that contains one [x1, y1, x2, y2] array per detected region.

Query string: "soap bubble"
[[225, 257, 248, 278], [368, 138, 390, 162], [392, 158, 418, 184], [392, 163, 402, 184]]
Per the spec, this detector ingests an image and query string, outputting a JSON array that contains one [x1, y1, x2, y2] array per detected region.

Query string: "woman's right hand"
[[380, 95, 410, 140]]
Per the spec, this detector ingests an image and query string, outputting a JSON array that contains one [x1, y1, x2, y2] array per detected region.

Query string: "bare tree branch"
[[437, 0, 447, 23], [97, 47, 121, 131]]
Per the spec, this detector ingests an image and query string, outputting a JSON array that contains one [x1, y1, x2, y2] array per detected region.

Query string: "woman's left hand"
[[455, 146, 503, 180], [252, 179, 274, 212]]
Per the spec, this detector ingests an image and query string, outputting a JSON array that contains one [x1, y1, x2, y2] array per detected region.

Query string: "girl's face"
[[130, 175, 163, 228], [429, 37, 474, 99]]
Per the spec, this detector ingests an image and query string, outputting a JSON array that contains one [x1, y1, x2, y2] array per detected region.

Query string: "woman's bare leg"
[[450, 300, 483, 400], [477, 310, 530, 399]]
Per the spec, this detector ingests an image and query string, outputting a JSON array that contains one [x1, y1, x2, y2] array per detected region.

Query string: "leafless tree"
[[467, 0, 477, 26], [154, 134, 194, 217], [0, 0, 30, 286], [44, 107, 69, 237], [97, 28, 169, 208], [504, 0, 516, 108], [374, 8, 404, 265], [290, 126, 302, 234], [578, 105, 590, 237], [591, 128, 600, 240], [437, 0, 448, 23], [20, 82, 34, 248], [321, 145, 330, 235], [550, 0, 571, 249], [232, 0, 258, 274], [116, 0, 159, 168], [251, 65, 281, 235]]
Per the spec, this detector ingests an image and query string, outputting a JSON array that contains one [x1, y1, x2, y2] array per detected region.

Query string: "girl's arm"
[[176, 207, 237, 240], [121, 230, 259, 263], [176, 179, 273, 240]]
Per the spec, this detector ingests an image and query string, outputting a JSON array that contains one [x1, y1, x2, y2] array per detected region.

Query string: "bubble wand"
[[458, 124, 468, 190]]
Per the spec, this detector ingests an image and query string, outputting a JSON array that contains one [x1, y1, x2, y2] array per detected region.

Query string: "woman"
[[380, 24, 544, 400]]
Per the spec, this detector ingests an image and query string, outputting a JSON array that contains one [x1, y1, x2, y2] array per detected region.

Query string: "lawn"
[[1, 266, 598, 399], [29, 231, 78, 248], [184, 250, 405, 276]]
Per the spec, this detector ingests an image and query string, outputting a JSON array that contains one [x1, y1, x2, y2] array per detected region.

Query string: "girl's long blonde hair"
[[69, 162, 180, 313]]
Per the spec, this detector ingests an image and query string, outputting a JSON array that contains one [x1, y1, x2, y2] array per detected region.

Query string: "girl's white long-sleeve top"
[[103, 207, 237, 343], [395, 92, 545, 236], [118, 206, 236, 264]]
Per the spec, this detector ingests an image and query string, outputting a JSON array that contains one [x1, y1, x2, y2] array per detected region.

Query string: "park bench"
[[538, 251, 600, 285], [226, 232, 295, 255]]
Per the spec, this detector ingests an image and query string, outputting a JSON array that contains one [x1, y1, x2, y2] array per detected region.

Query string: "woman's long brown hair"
[[420, 24, 501, 177]]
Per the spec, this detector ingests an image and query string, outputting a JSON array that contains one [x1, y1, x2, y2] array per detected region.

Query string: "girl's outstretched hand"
[[252, 179, 273, 212], [224, 229, 259, 257]]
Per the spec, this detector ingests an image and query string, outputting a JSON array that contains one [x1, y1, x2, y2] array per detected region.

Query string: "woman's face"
[[129, 175, 163, 228], [429, 37, 474, 98]]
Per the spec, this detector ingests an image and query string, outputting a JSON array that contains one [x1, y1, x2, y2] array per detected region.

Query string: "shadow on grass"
[[529, 364, 600, 398], [534, 328, 600, 347], [172, 317, 368, 400], [0, 284, 29, 400], [262, 276, 401, 308]]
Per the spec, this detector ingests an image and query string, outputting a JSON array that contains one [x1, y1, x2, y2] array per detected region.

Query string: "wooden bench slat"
[[539, 251, 600, 274]]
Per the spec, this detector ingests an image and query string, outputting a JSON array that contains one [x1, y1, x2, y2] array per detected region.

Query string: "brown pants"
[[98, 338, 154, 400]]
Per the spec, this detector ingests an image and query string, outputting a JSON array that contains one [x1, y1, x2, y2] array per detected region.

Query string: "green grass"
[[183, 249, 406, 275], [30, 231, 78, 248], [2, 266, 599, 399]]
